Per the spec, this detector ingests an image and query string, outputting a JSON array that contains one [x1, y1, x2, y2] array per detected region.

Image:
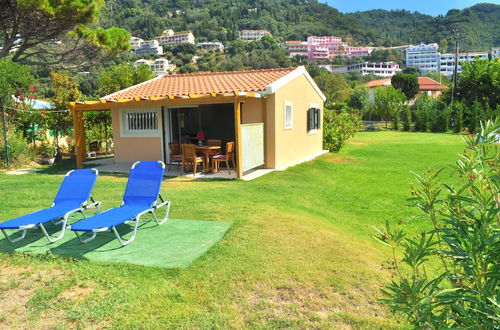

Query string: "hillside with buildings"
[[348, 3, 500, 51], [99, 1, 499, 51]]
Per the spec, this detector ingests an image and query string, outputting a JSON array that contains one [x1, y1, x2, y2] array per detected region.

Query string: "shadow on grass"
[[0, 220, 70, 252]]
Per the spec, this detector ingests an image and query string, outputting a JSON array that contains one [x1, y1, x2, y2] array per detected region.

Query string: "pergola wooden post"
[[70, 102, 85, 169], [234, 97, 243, 179]]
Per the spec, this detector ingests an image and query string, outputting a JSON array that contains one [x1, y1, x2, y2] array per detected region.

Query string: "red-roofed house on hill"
[[365, 77, 449, 102], [71, 67, 326, 178]]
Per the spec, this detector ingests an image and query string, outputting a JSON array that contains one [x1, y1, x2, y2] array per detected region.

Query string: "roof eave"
[[263, 66, 326, 102]]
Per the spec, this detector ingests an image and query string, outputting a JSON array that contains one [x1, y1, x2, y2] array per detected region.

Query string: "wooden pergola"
[[70, 92, 262, 179]]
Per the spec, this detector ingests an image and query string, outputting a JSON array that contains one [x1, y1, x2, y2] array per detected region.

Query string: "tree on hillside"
[[374, 86, 405, 129], [0, 0, 130, 68], [402, 67, 421, 75], [0, 59, 34, 166], [97, 64, 154, 97], [347, 86, 369, 111], [438, 39, 448, 53], [0, 59, 34, 131], [49, 72, 81, 151], [391, 73, 419, 100], [314, 72, 352, 105]]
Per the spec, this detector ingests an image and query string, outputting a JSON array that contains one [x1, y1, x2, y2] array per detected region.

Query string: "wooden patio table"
[[195, 145, 221, 173]]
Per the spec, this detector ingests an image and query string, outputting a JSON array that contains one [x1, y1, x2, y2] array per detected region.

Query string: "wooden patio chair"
[[212, 141, 235, 174], [207, 139, 221, 147], [207, 139, 222, 157], [181, 144, 205, 176], [168, 141, 183, 171]]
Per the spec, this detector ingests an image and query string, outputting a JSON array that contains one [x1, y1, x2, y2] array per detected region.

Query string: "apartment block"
[[405, 43, 440, 73], [130, 36, 144, 50], [239, 30, 271, 40], [197, 42, 224, 52], [285, 36, 372, 60], [155, 30, 195, 46], [440, 52, 489, 76], [321, 61, 401, 77], [134, 58, 175, 76], [133, 40, 163, 55], [284, 41, 309, 57]]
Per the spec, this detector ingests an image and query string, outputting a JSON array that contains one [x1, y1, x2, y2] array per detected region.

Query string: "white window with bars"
[[120, 108, 161, 137], [284, 101, 293, 130]]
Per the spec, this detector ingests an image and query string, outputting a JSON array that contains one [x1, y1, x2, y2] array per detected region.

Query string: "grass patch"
[[0, 131, 464, 328]]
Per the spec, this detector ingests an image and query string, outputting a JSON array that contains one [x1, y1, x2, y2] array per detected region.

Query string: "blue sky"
[[325, 0, 500, 16]]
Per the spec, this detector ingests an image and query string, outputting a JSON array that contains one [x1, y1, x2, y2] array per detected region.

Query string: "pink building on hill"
[[293, 36, 373, 60]]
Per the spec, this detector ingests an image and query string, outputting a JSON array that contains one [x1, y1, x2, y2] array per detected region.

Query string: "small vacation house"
[[365, 77, 449, 102], [71, 66, 326, 178]]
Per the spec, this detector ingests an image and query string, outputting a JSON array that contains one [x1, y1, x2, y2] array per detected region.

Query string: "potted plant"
[[39, 143, 56, 165]]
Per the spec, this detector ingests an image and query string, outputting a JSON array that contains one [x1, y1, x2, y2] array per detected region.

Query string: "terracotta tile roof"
[[104, 67, 297, 100], [417, 77, 450, 91], [365, 78, 391, 88], [365, 77, 449, 91]]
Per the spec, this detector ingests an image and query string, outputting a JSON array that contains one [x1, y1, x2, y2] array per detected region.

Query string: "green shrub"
[[441, 104, 452, 132], [452, 102, 465, 133], [323, 108, 361, 152], [402, 106, 412, 131], [0, 128, 33, 168], [374, 119, 500, 328]]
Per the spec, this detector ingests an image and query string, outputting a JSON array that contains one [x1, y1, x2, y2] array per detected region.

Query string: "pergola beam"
[[72, 94, 258, 112], [234, 97, 243, 179], [70, 103, 85, 169]]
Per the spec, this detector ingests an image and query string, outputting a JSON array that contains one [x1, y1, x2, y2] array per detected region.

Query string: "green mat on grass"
[[0, 219, 231, 269]]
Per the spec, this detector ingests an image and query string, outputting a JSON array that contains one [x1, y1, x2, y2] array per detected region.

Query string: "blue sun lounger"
[[0, 168, 101, 243], [68, 161, 170, 246]]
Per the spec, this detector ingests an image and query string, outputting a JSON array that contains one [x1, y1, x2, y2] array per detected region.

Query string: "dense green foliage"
[[373, 86, 405, 129], [375, 120, 500, 328], [456, 59, 500, 109], [1, 0, 130, 67], [96, 63, 154, 96], [349, 3, 500, 51], [99, 0, 369, 42], [0, 128, 33, 167], [98, 1, 499, 51], [391, 73, 419, 100]]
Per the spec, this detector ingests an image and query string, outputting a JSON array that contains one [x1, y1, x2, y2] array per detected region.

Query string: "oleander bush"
[[374, 119, 500, 328]]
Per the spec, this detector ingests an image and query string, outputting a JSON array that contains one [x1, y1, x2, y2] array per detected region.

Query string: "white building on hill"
[[321, 61, 401, 77], [130, 37, 144, 50], [405, 43, 440, 74], [440, 52, 489, 76], [239, 30, 271, 40], [155, 30, 195, 45], [491, 47, 500, 59], [134, 58, 175, 76], [134, 40, 163, 55], [197, 42, 224, 52]]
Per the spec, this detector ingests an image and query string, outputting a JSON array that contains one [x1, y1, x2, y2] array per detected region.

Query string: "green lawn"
[[0, 131, 464, 328]]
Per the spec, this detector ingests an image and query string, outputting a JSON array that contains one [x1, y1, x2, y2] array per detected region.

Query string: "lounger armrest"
[[82, 196, 101, 212], [153, 194, 170, 210]]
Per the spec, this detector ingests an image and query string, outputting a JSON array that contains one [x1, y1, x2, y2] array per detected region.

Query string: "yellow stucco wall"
[[242, 98, 264, 124], [111, 108, 163, 162], [268, 74, 324, 169]]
